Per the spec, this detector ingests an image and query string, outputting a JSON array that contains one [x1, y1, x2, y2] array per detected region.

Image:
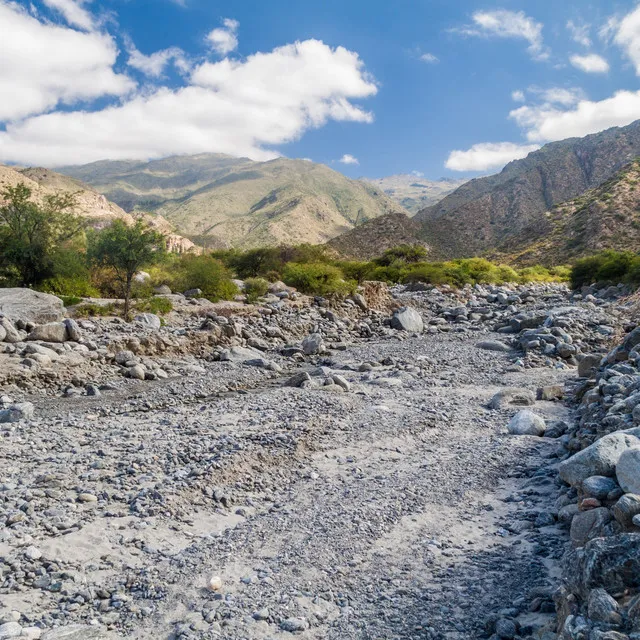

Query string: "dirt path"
[[1, 332, 571, 639]]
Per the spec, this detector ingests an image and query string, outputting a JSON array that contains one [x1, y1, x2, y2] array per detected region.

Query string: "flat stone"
[[477, 340, 511, 353]]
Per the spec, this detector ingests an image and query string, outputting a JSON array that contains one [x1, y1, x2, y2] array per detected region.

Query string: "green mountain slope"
[[59, 154, 408, 249]]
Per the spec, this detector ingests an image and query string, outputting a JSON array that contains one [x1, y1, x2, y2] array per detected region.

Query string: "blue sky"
[[1, 0, 640, 179]]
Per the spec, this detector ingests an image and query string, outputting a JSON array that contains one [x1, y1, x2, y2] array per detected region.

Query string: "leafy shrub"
[[136, 296, 173, 315], [282, 262, 355, 297], [374, 244, 428, 266], [337, 261, 375, 284], [571, 251, 640, 288], [244, 277, 269, 302], [59, 295, 83, 307], [172, 254, 238, 301]]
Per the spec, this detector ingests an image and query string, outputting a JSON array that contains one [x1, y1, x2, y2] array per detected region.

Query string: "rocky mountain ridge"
[[330, 120, 640, 261], [59, 154, 408, 250], [489, 159, 640, 266], [416, 119, 640, 258]]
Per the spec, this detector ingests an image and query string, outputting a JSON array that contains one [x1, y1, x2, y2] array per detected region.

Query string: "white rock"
[[507, 410, 546, 436], [207, 575, 222, 591]]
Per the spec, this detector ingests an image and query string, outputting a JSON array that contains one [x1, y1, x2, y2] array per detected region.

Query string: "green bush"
[[571, 250, 640, 288], [60, 295, 83, 307], [244, 277, 270, 302], [336, 261, 375, 283], [74, 302, 117, 317], [136, 296, 173, 315], [374, 244, 428, 266], [282, 262, 355, 297], [172, 254, 238, 302]]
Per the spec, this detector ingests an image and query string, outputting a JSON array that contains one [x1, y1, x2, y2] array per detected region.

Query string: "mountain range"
[[361, 174, 468, 214], [59, 155, 410, 249], [333, 120, 640, 262]]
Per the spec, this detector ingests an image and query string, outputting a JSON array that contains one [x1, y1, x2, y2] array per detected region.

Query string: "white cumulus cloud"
[[206, 18, 239, 56], [510, 89, 640, 143], [0, 1, 134, 122], [569, 53, 610, 73], [42, 0, 94, 31], [455, 9, 548, 61], [445, 142, 539, 172], [126, 39, 189, 78], [0, 38, 378, 166], [339, 154, 359, 165], [511, 90, 525, 102], [614, 5, 640, 75]]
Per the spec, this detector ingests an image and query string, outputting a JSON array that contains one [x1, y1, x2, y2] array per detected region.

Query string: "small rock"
[[207, 575, 222, 592], [477, 340, 511, 353], [280, 618, 309, 633]]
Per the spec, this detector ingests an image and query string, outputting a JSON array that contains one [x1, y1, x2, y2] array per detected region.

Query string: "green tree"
[[0, 183, 84, 286], [88, 219, 165, 319]]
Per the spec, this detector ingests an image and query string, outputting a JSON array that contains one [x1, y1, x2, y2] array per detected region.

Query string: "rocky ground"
[[0, 281, 636, 639]]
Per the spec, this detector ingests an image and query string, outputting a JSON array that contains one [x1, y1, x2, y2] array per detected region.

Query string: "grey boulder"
[[301, 333, 324, 355], [559, 432, 640, 487], [477, 340, 511, 353], [135, 313, 162, 330], [390, 307, 424, 333], [507, 410, 546, 436], [0, 288, 64, 323], [616, 447, 640, 494], [570, 507, 611, 547], [0, 402, 35, 423], [0, 318, 22, 343], [27, 322, 68, 343], [488, 388, 535, 410]]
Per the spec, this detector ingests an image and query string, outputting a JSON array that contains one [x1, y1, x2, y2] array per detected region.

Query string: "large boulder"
[[616, 447, 640, 494], [390, 307, 424, 333], [41, 626, 113, 640], [559, 433, 640, 487], [0, 402, 35, 423], [567, 533, 640, 597], [477, 340, 511, 353], [0, 288, 64, 323], [507, 410, 546, 436], [27, 322, 68, 343], [612, 494, 640, 528], [219, 346, 264, 363]]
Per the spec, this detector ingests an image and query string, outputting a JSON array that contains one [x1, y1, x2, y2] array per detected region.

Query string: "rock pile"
[[551, 323, 640, 639]]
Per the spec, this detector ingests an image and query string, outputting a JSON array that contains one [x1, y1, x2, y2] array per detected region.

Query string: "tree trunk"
[[124, 274, 132, 321]]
